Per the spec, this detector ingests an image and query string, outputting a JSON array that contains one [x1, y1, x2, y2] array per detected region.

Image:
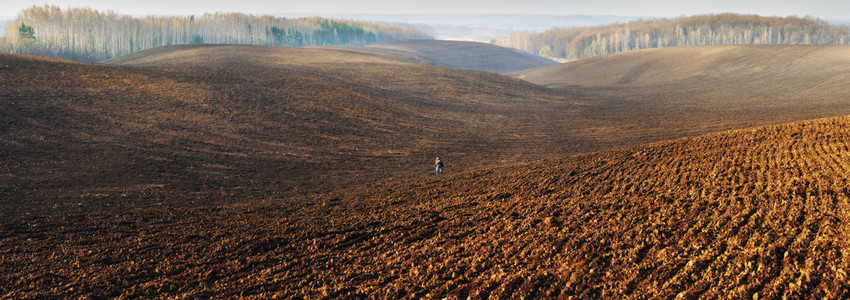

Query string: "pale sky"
[[2, 0, 849, 20]]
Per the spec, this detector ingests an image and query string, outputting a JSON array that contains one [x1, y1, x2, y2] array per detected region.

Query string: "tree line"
[[1, 5, 431, 62], [492, 14, 850, 60]]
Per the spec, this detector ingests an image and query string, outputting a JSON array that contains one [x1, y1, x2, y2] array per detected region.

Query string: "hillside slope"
[[279, 114, 850, 298], [367, 39, 558, 73], [2, 45, 578, 203], [6, 111, 850, 298], [7, 44, 850, 202], [6, 43, 850, 298], [516, 45, 850, 88], [515, 45, 850, 137]]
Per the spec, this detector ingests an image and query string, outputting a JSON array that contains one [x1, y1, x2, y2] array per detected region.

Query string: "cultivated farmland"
[[3, 42, 850, 298]]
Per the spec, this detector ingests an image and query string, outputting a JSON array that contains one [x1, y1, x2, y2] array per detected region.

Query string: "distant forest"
[[1, 6, 431, 62], [492, 14, 850, 60]]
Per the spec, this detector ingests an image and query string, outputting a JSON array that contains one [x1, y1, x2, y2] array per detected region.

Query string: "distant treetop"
[[0, 5, 432, 62], [492, 13, 850, 60]]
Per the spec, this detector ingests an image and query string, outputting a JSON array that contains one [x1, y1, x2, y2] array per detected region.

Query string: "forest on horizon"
[[0, 6, 431, 62], [492, 14, 850, 60], [4, 8, 850, 63]]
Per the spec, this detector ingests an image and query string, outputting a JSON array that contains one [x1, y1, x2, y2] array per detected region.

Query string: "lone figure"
[[435, 156, 444, 175]]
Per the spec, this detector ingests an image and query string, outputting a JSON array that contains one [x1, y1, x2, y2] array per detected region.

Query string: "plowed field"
[[6, 113, 850, 298], [5, 43, 850, 298]]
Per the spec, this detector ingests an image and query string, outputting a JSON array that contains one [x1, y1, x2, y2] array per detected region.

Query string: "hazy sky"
[[2, 0, 849, 19]]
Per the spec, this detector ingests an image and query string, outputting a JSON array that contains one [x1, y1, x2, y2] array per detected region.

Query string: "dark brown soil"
[[3, 44, 850, 298], [3, 45, 576, 201], [7, 114, 850, 298]]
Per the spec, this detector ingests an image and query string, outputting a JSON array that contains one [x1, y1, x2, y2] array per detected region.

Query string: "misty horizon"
[[4, 0, 850, 20], [3, 11, 849, 41]]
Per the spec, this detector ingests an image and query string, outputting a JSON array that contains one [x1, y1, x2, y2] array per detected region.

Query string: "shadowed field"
[[4, 43, 850, 298], [3, 45, 579, 202], [367, 39, 559, 73]]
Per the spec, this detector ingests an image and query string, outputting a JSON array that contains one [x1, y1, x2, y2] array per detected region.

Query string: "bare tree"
[[492, 13, 850, 60], [2, 5, 431, 62]]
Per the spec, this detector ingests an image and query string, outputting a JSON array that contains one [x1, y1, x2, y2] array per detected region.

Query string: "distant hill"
[[494, 13, 850, 60], [515, 45, 850, 87], [1, 5, 430, 62], [514, 45, 850, 137], [367, 39, 558, 74]]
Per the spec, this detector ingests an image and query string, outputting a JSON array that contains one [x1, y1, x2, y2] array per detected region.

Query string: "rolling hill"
[[13, 44, 849, 202], [5, 44, 850, 297], [366, 39, 558, 73], [6, 111, 850, 298], [515, 45, 850, 138], [2, 44, 580, 203], [515, 45, 850, 88]]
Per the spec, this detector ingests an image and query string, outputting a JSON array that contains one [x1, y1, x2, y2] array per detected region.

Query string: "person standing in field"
[[435, 156, 444, 175]]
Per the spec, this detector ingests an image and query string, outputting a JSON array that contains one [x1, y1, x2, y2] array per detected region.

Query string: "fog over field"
[[277, 14, 644, 40]]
